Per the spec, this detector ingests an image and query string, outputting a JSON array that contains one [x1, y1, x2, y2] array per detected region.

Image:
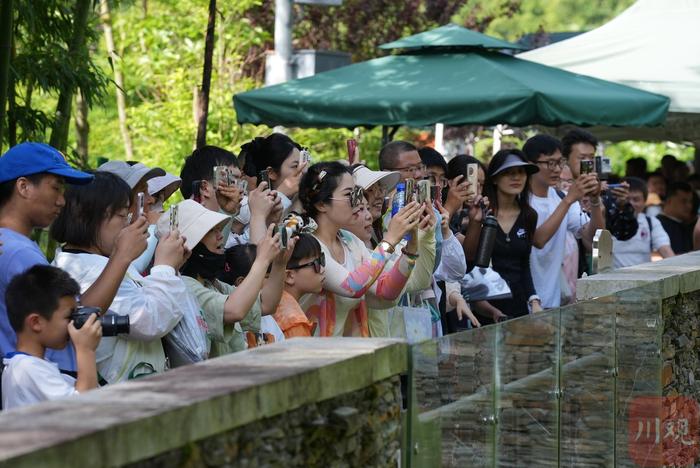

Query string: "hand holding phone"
[[258, 169, 271, 189]]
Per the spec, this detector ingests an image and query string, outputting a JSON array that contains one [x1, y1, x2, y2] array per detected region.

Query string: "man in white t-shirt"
[[612, 177, 674, 268], [523, 135, 604, 308]]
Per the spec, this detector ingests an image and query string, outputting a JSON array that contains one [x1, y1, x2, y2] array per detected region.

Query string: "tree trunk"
[[49, 0, 92, 152], [7, 35, 16, 147], [195, 0, 216, 149], [0, 0, 14, 153], [74, 88, 89, 168], [99, 0, 133, 159]]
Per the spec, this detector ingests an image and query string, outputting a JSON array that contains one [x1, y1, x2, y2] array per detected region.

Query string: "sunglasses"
[[288, 252, 326, 273], [329, 186, 365, 209]]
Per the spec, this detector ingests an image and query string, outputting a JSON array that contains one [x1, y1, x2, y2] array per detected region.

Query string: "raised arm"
[[80, 217, 149, 311], [224, 225, 281, 321], [323, 203, 422, 298], [533, 175, 597, 249], [369, 205, 435, 300]]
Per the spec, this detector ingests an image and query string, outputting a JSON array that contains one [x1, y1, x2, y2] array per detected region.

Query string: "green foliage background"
[[27, 0, 694, 177]]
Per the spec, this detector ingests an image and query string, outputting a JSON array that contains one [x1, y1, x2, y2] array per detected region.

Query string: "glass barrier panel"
[[496, 310, 560, 467], [409, 326, 497, 468], [613, 283, 663, 467], [559, 299, 615, 466]]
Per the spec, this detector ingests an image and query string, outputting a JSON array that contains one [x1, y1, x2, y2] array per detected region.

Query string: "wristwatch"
[[379, 240, 395, 254]]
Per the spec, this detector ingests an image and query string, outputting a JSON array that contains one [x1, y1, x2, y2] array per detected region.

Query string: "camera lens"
[[100, 313, 130, 337]]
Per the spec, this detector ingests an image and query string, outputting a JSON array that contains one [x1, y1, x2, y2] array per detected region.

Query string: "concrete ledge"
[[0, 338, 407, 468], [577, 251, 700, 301]]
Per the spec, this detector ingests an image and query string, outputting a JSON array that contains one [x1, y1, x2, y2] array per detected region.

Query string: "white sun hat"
[[352, 165, 400, 192], [157, 199, 229, 250], [97, 161, 165, 189], [147, 173, 182, 199]]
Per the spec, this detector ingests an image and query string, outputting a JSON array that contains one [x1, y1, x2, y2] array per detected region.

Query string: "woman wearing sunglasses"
[[298, 162, 424, 337]]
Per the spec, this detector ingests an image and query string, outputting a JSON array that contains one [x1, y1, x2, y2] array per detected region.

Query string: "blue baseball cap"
[[0, 142, 93, 185]]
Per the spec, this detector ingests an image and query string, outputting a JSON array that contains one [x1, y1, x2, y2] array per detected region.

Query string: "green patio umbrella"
[[234, 25, 669, 129], [378, 23, 527, 51]]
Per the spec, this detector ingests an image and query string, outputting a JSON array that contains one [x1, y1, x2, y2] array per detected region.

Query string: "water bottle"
[[474, 215, 498, 268], [391, 182, 406, 217]]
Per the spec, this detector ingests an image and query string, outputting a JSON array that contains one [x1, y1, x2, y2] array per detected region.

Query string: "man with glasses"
[[523, 134, 604, 308], [378, 141, 426, 183], [562, 128, 637, 244]]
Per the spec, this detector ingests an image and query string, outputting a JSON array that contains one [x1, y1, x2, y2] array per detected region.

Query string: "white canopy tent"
[[518, 0, 700, 143]]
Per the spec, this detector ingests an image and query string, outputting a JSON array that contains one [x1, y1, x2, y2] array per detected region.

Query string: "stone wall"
[[663, 290, 700, 400], [129, 377, 402, 468], [0, 338, 407, 468]]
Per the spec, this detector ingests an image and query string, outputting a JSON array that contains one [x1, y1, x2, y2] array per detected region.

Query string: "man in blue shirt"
[[0, 142, 149, 371]]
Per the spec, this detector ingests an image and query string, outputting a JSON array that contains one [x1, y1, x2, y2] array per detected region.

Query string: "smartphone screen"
[[404, 178, 415, 205], [213, 166, 229, 189], [417, 180, 431, 204], [170, 205, 179, 232], [136, 192, 145, 219], [466, 163, 478, 197], [258, 169, 270, 188], [580, 160, 594, 175]]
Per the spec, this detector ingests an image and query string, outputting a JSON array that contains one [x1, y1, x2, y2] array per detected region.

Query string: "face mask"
[[182, 243, 225, 281]]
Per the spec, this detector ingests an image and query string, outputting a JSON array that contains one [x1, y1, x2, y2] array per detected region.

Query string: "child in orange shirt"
[[273, 234, 324, 338]]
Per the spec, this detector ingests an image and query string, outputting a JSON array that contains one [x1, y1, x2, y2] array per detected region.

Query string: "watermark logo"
[[629, 396, 699, 467]]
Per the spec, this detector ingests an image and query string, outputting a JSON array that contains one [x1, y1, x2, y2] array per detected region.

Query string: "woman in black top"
[[482, 150, 542, 318]]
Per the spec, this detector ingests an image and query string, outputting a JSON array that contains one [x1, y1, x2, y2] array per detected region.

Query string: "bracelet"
[[589, 197, 601, 207], [401, 247, 419, 259], [378, 240, 395, 254], [527, 295, 541, 305]]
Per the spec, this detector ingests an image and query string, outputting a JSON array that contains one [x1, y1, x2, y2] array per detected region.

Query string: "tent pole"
[[381, 125, 400, 146], [434, 123, 445, 154]]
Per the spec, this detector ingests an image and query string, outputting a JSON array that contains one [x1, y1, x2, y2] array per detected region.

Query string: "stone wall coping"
[[0, 337, 408, 468], [577, 251, 700, 301]]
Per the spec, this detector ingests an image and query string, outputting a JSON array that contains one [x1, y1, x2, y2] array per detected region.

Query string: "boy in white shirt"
[[523, 135, 604, 308], [2, 265, 101, 410], [612, 177, 674, 268]]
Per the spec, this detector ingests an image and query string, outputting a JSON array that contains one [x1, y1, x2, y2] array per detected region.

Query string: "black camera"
[[71, 306, 130, 337]]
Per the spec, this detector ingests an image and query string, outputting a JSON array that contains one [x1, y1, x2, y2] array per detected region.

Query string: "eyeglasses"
[[391, 163, 426, 175], [535, 158, 565, 170], [288, 253, 326, 273], [329, 186, 365, 209]]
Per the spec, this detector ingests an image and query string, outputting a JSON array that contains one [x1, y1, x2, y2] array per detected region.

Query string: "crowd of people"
[[1, 128, 698, 409]]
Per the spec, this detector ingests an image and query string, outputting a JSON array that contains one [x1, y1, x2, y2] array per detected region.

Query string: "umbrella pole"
[[381, 125, 400, 146]]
